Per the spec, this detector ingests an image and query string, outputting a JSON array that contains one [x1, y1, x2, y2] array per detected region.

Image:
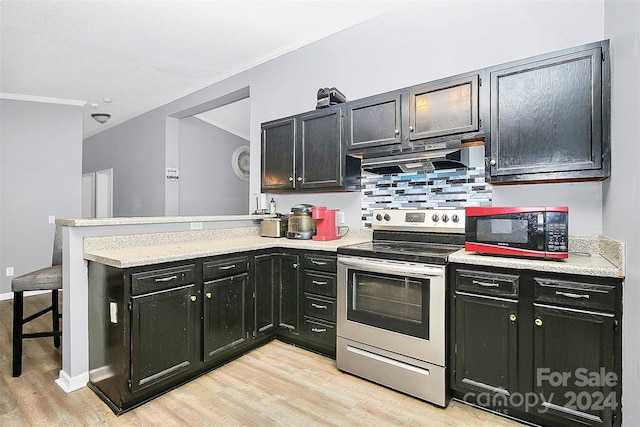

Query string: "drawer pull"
[[312, 260, 328, 266], [311, 327, 327, 333], [155, 275, 177, 283], [472, 280, 499, 288], [535, 318, 543, 327], [219, 264, 236, 270], [509, 314, 517, 322], [312, 280, 328, 285], [190, 295, 197, 302], [311, 303, 328, 310], [555, 291, 590, 299], [206, 292, 212, 299]]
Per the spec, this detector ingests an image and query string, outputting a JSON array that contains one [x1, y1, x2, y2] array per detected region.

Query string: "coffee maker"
[[312, 206, 339, 241]]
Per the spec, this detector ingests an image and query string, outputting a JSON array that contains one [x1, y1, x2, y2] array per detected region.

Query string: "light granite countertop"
[[58, 214, 274, 227], [449, 235, 625, 278], [84, 226, 624, 279], [84, 226, 372, 268]]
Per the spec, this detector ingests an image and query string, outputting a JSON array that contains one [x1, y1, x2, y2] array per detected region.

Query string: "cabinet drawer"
[[455, 269, 519, 298], [303, 293, 336, 322], [303, 271, 336, 298], [301, 316, 336, 349], [303, 254, 337, 273], [533, 277, 617, 312], [131, 264, 196, 295], [203, 256, 249, 281]]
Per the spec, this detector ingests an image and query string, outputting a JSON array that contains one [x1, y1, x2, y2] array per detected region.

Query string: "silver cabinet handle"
[[312, 280, 328, 285], [408, 126, 414, 132], [297, 177, 302, 182], [155, 275, 177, 282], [556, 290, 590, 299], [311, 303, 328, 310], [394, 129, 400, 135], [289, 176, 294, 182], [312, 260, 328, 265], [473, 280, 499, 288], [311, 328, 327, 333], [219, 264, 236, 270]]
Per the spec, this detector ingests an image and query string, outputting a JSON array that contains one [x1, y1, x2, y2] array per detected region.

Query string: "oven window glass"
[[347, 270, 430, 340], [477, 218, 529, 243]]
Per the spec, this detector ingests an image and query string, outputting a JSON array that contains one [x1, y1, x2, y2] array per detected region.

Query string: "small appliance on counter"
[[260, 215, 288, 238], [286, 204, 316, 240], [312, 206, 339, 241], [465, 206, 569, 259]]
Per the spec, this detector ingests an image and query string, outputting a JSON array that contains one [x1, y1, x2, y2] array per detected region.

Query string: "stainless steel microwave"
[[465, 207, 569, 259]]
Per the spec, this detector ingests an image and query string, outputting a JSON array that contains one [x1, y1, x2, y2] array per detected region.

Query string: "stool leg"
[[52, 290, 60, 348], [13, 291, 24, 377]]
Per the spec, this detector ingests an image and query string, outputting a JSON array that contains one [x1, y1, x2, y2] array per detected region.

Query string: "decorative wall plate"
[[232, 145, 250, 180]]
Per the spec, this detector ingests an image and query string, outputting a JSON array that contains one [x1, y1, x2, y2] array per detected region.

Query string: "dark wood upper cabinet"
[[408, 74, 480, 142], [261, 117, 296, 191], [297, 108, 343, 189], [487, 40, 610, 183], [346, 92, 402, 150], [261, 106, 360, 193]]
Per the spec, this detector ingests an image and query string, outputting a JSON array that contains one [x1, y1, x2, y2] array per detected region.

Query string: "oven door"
[[337, 255, 446, 366]]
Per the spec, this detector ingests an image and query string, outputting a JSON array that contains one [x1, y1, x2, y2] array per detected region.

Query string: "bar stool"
[[12, 225, 62, 377]]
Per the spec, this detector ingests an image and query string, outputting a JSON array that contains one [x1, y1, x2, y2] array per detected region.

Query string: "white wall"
[[603, 1, 640, 424], [178, 117, 249, 215], [0, 96, 83, 294]]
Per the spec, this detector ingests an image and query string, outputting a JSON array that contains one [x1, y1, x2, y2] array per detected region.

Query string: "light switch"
[[109, 302, 118, 323], [48, 215, 56, 224], [6, 267, 14, 277]]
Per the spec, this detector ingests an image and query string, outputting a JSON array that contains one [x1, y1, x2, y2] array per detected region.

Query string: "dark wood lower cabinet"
[[203, 273, 251, 362], [454, 293, 518, 395], [450, 264, 622, 427], [88, 249, 336, 415], [130, 284, 197, 392]]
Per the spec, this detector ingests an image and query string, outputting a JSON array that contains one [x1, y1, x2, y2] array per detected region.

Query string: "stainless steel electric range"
[[336, 208, 466, 407]]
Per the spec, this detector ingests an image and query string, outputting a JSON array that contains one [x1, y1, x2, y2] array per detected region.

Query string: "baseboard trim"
[[56, 370, 89, 393]]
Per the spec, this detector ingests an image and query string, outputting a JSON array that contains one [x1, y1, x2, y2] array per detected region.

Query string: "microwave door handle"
[[339, 257, 443, 278]]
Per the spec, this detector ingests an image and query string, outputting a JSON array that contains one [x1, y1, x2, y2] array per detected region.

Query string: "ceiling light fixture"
[[91, 113, 111, 124]]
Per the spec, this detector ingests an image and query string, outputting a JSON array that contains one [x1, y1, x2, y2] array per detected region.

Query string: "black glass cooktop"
[[338, 240, 463, 265]]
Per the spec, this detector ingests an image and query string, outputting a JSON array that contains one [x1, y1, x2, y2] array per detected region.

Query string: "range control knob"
[[452, 214, 460, 223], [375, 213, 383, 221], [441, 214, 449, 223], [431, 214, 439, 223], [383, 214, 391, 222]]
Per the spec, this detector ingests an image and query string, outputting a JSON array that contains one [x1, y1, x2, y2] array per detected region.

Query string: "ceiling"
[[0, 1, 406, 138]]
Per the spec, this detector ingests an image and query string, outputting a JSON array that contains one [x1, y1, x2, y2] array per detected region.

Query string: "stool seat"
[[11, 265, 62, 292]]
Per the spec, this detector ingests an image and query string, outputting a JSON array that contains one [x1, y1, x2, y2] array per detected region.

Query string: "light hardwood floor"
[[1, 293, 524, 426]]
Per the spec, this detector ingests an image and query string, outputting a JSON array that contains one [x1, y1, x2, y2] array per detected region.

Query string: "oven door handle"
[[338, 257, 443, 278]]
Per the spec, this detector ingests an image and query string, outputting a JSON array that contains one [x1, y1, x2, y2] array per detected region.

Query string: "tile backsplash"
[[361, 167, 492, 227]]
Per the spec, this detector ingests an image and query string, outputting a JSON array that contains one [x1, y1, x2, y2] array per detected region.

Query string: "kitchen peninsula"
[[53, 215, 371, 394]]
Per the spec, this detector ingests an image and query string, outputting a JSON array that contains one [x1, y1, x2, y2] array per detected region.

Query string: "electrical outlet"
[[6, 267, 14, 277], [337, 211, 346, 225], [48, 215, 56, 224], [190, 222, 203, 230]]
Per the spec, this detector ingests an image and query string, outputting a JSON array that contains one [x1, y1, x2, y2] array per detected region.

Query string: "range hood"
[[361, 147, 467, 175]]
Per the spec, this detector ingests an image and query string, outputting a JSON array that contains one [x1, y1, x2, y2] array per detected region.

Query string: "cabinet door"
[[130, 284, 196, 392], [488, 42, 608, 182], [253, 254, 276, 337], [408, 74, 480, 141], [278, 253, 300, 332], [454, 293, 519, 396], [346, 92, 402, 150], [533, 304, 617, 426], [261, 117, 296, 191], [203, 273, 249, 362], [297, 108, 343, 189]]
